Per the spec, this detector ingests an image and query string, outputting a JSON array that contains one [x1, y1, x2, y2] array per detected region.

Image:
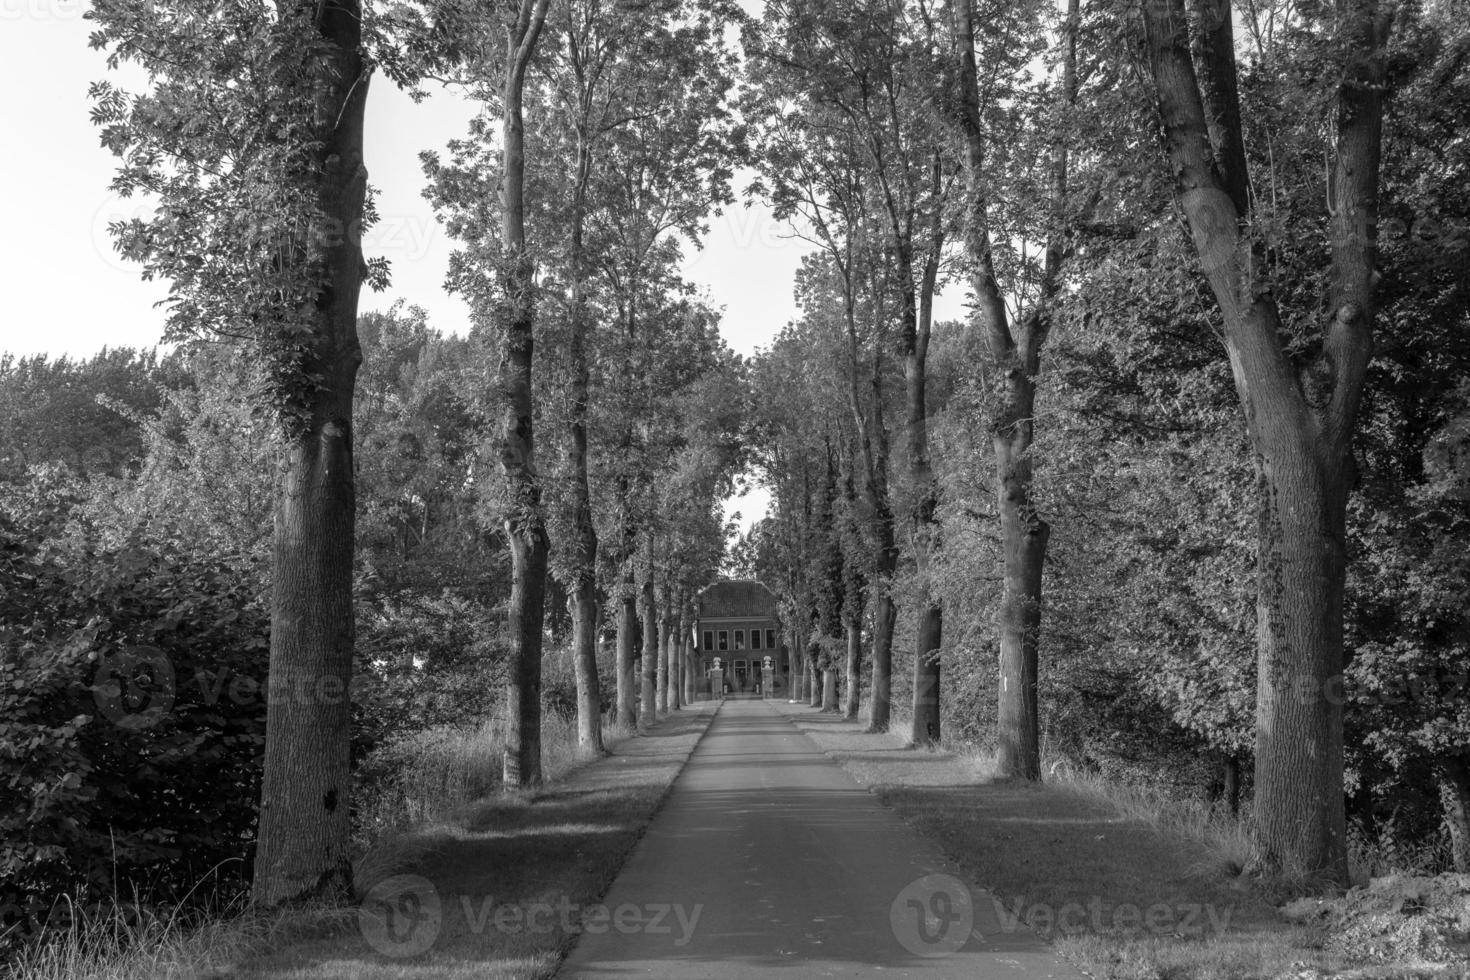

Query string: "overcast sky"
[[0, 1, 969, 530]]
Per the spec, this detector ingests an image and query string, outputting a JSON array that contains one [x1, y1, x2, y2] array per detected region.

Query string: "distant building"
[[694, 579, 785, 695]]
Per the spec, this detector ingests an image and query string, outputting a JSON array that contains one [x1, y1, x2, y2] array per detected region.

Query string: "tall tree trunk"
[[842, 617, 862, 720], [786, 628, 801, 701], [1438, 756, 1470, 873], [1142, 0, 1388, 885], [656, 595, 670, 714], [847, 280, 897, 734], [868, 594, 895, 731], [684, 603, 698, 704], [640, 573, 657, 728], [821, 666, 839, 712], [615, 583, 637, 728], [566, 136, 603, 757], [670, 602, 684, 711], [953, 0, 1075, 781], [905, 205, 943, 748], [807, 647, 821, 708], [252, 0, 368, 907], [496, 0, 552, 792]]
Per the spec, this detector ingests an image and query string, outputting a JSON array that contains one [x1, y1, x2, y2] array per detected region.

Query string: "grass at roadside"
[[772, 702, 1461, 980]]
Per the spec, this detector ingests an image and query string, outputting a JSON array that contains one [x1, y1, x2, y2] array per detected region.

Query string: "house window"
[[734, 630, 745, 650], [702, 630, 713, 652], [718, 630, 728, 651], [752, 629, 762, 650], [766, 629, 777, 650]]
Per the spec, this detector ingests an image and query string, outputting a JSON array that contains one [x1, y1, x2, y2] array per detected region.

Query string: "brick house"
[[693, 579, 786, 695]]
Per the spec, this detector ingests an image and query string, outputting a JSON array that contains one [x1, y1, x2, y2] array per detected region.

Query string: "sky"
[[0, 1, 969, 532]]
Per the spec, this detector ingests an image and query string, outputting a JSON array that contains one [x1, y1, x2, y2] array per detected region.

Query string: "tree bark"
[[566, 131, 603, 757], [1223, 752, 1241, 817], [868, 594, 895, 731], [671, 603, 684, 710], [640, 573, 657, 728], [821, 666, 839, 712], [1141, 0, 1388, 885], [496, 0, 553, 792], [842, 617, 862, 720], [252, 0, 368, 908], [615, 584, 637, 728], [656, 596, 670, 714], [807, 647, 821, 708], [1438, 756, 1470, 873], [905, 190, 943, 748]]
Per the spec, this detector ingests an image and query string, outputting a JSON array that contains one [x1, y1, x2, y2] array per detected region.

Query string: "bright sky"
[[0, 1, 967, 532]]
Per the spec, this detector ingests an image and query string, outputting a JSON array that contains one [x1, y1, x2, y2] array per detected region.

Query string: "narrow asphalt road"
[[558, 698, 1078, 978]]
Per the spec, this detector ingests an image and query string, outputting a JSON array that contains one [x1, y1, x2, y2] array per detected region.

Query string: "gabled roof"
[[697, 579, 778, 620]]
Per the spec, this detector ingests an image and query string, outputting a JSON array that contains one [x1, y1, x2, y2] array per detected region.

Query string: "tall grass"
[[353, 708, 627, 842], [1039, 756, 1258, 877], [2, 891, 347, 980]]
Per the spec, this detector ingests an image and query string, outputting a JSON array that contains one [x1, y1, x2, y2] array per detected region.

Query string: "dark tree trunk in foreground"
[[496, 0, 553, 791], [252, 0, 368, 908], [616, 585, 637, 727], [1438, 756, 1470, 873], [1143, 0, 1388, 885], [640, 575, 657, 728]]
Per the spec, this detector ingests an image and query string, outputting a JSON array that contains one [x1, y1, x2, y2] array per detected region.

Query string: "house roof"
[[697, 579, 779, 620]]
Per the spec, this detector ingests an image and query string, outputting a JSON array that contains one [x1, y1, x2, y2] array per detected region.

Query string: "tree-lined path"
[[559, 699, 1076, 978]]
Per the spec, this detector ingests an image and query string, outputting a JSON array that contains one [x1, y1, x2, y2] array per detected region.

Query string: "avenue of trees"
[[735, 0, 1470, 887], [1, 0, 1468, 952]]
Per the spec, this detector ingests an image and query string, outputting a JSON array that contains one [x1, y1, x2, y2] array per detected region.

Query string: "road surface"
[[558, 698, 1078, 978]]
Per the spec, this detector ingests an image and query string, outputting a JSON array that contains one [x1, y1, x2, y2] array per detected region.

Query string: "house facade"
[[693, 579, 785, 695]]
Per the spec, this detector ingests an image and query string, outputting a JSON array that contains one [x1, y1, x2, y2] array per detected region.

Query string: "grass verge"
[[771, 702, 1464, 980]]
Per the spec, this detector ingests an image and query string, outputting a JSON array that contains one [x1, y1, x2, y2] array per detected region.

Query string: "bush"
[[0, 477, 269, 948]]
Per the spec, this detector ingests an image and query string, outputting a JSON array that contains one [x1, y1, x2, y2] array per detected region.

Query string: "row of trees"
[[737, 0, 1470, 885], [73, 0, 746, 909]]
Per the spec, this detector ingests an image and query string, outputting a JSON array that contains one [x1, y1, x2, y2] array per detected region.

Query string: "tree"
[[747, 0, 955, 744], [90, 0, 376, 904], [950, 0, 1076, 779], [421, 0, 554, 787], [1140, 0, 1392, 883]]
